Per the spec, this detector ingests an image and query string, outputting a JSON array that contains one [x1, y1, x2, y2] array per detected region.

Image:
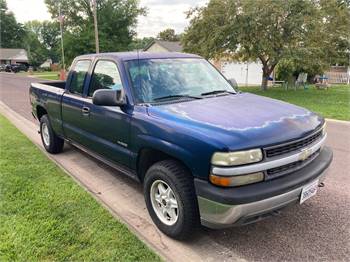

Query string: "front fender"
[[136, 134, 199, 176]]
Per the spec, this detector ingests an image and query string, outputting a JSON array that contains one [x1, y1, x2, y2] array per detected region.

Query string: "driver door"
[[79, 60, 132, 168]]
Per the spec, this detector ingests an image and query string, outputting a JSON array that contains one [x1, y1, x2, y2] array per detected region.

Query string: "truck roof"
[[76, 51, 201, 61]]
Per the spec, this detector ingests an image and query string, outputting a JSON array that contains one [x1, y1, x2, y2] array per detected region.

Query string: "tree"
[[0, 0, 26, 48], [44, 0, 145, 65], [24, 21, 49, 67], [128, 36, 155, 50], [182, 0, 350, 90], [40, 21, 61, 63], [318, 0, 350, 66], [157, 28, 180, 41], [24, 20, 61, 66]]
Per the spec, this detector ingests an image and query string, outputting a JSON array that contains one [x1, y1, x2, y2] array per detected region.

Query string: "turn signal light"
[[209, 172, 264, 187]]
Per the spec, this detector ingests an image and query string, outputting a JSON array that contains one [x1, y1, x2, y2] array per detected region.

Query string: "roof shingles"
[[0, 48, 28, 61], [144, 40, 183, 52]]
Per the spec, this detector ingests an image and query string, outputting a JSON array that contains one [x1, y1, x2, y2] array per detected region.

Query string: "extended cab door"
[[79, 59, 132, 167], [61, 59, 92, 145]]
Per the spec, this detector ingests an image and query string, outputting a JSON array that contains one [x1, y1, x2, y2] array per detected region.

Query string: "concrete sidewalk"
[[0, 101, 245, 262]]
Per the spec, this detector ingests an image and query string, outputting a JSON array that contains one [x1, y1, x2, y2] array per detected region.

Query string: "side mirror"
[[228, 78, 238, 89], [92, 89, 126, 106]]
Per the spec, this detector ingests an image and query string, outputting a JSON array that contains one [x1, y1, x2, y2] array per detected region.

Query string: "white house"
[[39, 59, 53, 68], [144, 40, 263, 86]]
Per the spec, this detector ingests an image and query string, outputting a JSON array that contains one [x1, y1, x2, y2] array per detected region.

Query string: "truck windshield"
[[126, 58, 235, 103]]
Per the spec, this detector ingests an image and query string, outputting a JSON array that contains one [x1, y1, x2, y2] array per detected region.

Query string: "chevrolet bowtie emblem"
[[299, 147, 312, 161]]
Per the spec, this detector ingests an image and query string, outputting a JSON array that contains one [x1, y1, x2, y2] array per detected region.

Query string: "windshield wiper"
[[201, 90, 236, 96], [153, 94, 202, 101]]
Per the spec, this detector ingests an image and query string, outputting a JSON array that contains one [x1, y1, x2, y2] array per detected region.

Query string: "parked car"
[[2, 64, 12, 72], [29, 52, 333, 239], [0, 64, 7, 72], [10, 63, 28, 73]]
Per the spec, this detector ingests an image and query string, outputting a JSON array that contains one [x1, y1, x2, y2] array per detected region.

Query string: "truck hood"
[[147, 93, 323, 150]]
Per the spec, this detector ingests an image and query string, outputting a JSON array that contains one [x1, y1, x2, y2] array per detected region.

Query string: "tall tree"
[[157, 28, 180, 41], [40, 21, 61, 63], [44, 0, 145, 64], [24, 21, 49, 67], [318, 0, 350, 66], [182, 0, 350, 90], [0, 0, 26, 48]]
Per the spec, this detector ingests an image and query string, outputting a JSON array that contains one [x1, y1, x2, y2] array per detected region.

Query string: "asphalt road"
[[1, 72, 349, 261]]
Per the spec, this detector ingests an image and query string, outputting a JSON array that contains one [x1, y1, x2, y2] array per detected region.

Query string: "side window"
[[88, 60, 122, 97], [69, 60, 91, 95]]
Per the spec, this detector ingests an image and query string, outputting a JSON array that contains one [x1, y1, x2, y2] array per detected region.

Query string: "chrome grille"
[[266, 150, 320, 180], [264, 129, 323, 158]]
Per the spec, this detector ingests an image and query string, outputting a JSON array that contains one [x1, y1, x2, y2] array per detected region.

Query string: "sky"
[[6, 0, 208, 38]]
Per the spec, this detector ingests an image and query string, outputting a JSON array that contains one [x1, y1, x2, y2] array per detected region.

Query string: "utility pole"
[[92, 0, 100, 53], [58, 4, 66, 79]]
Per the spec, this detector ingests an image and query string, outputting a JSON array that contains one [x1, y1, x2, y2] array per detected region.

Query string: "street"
[[0, 72, 349, 261]]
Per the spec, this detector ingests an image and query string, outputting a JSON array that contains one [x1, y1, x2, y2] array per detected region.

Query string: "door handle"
[[81, 106, 90, 115]]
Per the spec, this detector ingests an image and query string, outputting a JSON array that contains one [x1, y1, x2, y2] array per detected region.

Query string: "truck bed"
[[30, 81, 67, 135]]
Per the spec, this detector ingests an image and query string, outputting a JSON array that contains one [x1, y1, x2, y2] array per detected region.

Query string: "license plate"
[[300, 179, 319, 204]]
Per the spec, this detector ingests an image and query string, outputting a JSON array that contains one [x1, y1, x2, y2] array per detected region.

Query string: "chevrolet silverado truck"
[[30, 52, 333, 239]]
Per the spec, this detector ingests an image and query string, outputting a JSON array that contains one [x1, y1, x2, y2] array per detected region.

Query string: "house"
[[39, 58, 60, 71], [143, 40, 263, 86], [40, 59, 53, 68], [0, 48, 29, 65], [144, 40, 183, 53]]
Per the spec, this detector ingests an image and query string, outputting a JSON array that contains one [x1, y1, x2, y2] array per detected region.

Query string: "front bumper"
[[195, 146, 333, 229]]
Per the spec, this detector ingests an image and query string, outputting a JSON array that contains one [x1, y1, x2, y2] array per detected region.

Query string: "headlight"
[[211, 149, 263, 166], [209, 172, 264, 187]]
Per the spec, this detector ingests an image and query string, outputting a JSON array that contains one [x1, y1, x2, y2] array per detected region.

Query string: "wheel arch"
[[36, 105, 48, 120], [136, 146, 194, 183]]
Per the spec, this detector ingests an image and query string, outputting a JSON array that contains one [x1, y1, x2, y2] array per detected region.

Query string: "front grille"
[[264, 129, 323, 158], [266, 150, 320, 179]]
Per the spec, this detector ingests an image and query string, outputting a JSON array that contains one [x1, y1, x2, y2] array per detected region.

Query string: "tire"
[[40, 114, 64, 154], [144, 159, 199, 239]]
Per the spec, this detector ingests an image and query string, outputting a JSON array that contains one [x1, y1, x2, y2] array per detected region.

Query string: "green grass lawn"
[[18, 71, 60, 80], [0, 114, 160, 261], [241, 84, 350, 121], [35, 73, 60, 80]]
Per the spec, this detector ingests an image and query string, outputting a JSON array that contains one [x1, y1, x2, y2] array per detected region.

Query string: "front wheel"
[[144, 159, 199, 239], [40, 115, 64, 154]]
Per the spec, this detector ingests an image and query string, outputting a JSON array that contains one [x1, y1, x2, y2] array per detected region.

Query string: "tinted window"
[[88, 60, 122, 97], [70, 60, 91, 95]]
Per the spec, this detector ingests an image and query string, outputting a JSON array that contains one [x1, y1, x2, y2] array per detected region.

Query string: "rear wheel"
[[144, 159, 199, 239], [40, 115, 64, 154]]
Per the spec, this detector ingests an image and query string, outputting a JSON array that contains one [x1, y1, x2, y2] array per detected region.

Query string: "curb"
[[326, 118, 350, 125]]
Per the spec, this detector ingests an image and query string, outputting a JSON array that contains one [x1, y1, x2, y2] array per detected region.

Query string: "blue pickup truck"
[[30, 52, 333, 239]]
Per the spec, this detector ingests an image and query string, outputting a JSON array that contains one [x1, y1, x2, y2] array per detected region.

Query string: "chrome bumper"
[[198, 171, 327, 229]]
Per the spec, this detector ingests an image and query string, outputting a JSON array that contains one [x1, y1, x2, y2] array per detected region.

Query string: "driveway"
[[1, 72, 349, 261]]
